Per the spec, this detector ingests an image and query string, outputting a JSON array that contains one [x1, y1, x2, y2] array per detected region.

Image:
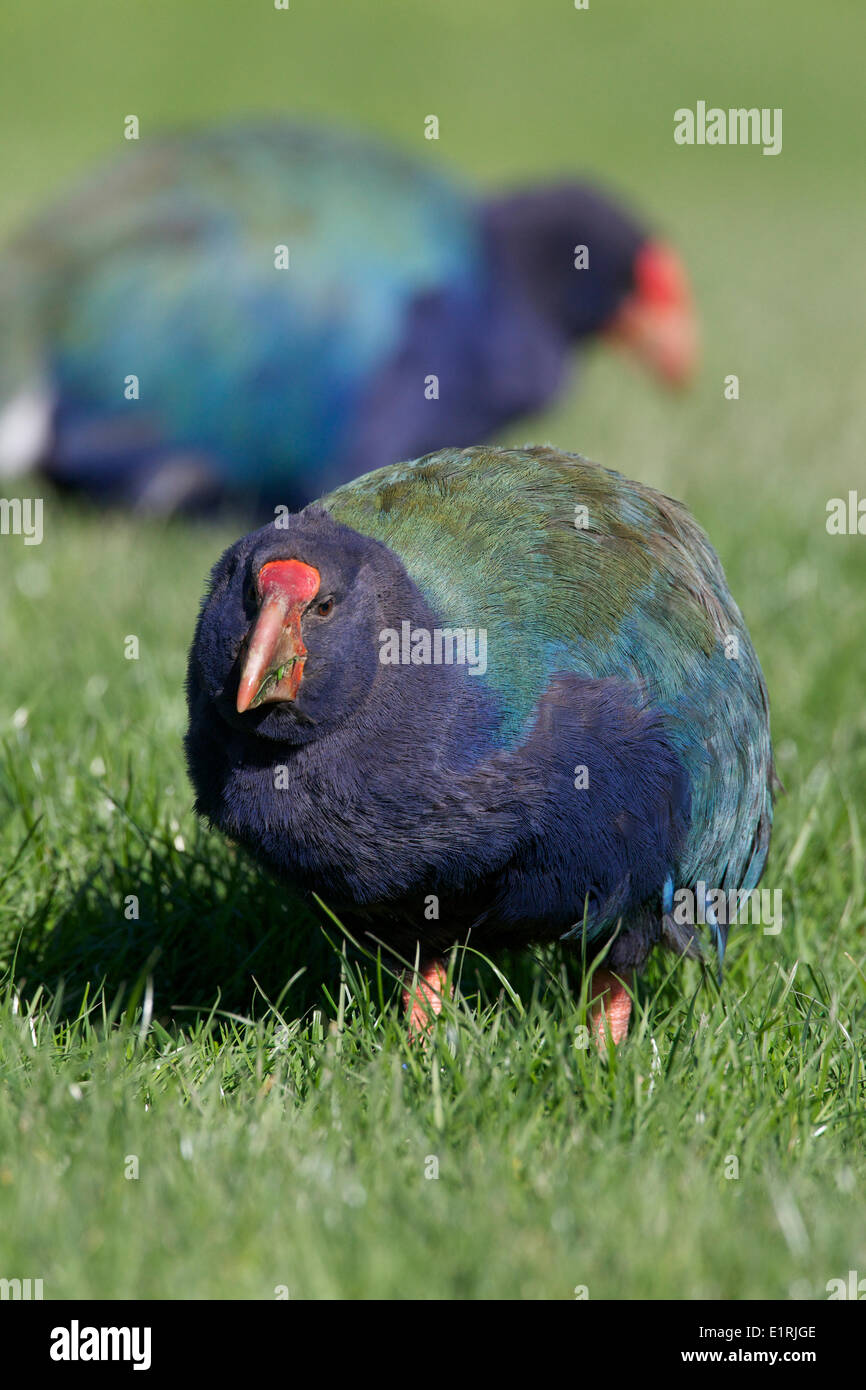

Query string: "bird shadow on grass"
[[0, 804, 329, 1023]]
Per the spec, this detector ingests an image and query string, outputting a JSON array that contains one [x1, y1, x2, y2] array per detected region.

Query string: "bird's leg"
[[589, 968, 633, 1049], [401, 956, 450, 1040]]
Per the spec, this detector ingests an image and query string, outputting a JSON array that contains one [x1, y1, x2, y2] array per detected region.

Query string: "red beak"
[[236, 559, 321, 713], [605, 241, 699, 387]]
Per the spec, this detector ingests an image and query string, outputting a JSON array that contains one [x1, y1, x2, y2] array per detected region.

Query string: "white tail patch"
[[0, 388, 52, 477]]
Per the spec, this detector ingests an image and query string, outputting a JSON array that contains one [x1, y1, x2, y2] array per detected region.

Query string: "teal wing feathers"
[[323, 445, 776, 898], [2, 122, 484, 487]]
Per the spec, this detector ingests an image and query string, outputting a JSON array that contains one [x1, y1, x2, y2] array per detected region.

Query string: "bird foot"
[[589, 968, 633, 1049], [401, 956, 450, 1040]]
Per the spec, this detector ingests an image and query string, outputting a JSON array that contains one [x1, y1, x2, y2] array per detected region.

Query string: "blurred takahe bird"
[[185, 446, 774, 1043], [0, 122, 697, 513]]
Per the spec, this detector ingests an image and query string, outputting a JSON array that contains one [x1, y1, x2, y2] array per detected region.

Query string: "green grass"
[[1, 0, 865, 1299]]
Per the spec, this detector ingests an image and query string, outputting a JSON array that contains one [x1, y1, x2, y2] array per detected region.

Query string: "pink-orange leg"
[[401, 956, 450, 1040], [589, 968, 633, 1050]]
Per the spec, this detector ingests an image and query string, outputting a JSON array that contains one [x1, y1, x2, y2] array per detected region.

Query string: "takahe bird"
[[185, 445, 775, 1043], [0, 122, 697, 512]]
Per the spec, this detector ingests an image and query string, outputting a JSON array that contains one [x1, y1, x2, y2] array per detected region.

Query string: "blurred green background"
[[0, 0, 864, 1301]]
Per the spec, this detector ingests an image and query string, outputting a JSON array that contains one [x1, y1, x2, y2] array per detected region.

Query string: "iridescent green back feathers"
[[324, 445, 776, 903]]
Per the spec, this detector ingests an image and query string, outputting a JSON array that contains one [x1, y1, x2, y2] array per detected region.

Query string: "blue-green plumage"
[[187, 445, 775, 986], [322, 445, 776, 960], [1, 122, 668, 509], [182, 444, 778, 983], [5, 123, 483, 500]]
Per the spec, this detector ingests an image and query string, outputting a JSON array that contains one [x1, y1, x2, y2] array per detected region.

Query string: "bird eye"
[[314, 596, 335, 618]]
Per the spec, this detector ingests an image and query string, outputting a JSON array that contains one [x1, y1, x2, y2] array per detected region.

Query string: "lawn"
[[0, 0, 864, 1300]]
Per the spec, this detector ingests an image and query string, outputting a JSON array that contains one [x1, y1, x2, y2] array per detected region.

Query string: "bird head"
[[484, 183, 699, 387], [187, 507, 388, 746], [603, 239, 698, 388]]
